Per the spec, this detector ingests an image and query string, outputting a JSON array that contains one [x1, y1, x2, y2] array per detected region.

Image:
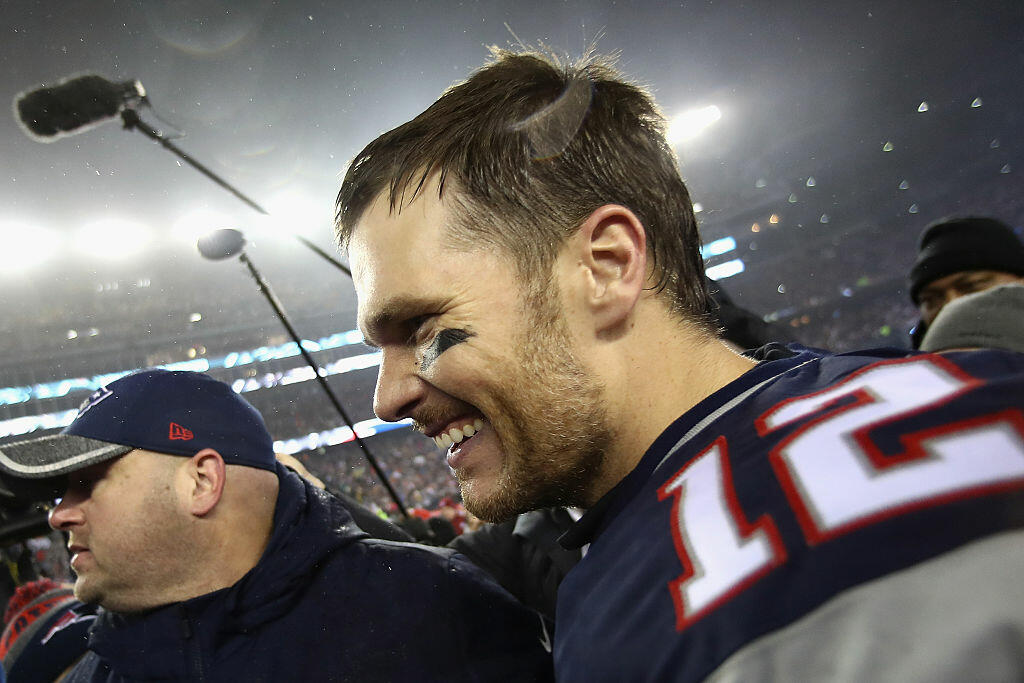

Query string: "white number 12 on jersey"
[[658, 357, 1024, 631]]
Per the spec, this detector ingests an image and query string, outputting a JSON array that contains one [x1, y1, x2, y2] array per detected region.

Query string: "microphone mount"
[[119, 107, 351, 277], [198, 229, 409, 518]]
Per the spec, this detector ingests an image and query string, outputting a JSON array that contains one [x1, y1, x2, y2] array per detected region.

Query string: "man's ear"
[[184, 448, 226, 517], [573, 204, 648, 331]]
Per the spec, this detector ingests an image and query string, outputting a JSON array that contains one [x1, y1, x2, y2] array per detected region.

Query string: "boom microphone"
[[14, 73, 146, 141], [197, 228, 247, 260]]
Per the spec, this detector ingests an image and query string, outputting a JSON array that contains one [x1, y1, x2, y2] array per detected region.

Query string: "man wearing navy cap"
[[0, 369, 553, 682]]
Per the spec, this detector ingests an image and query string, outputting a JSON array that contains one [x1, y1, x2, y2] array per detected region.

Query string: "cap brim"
[[0, 433, 133, 479]]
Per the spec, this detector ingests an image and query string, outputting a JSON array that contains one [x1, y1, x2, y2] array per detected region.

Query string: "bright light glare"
[[75, 219, 151, 260], [700, 236, 737, 259], [173, 209, 236, 246], [667, 105, 722, 145], [255, 191, 331, 240], [0, 221, 59, 273], [706, 258, 745, 281]]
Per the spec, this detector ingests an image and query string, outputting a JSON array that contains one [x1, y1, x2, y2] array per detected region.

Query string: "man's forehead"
[[923, 269, 1002, 293], [349, 190, 460, 322], [349, 188, 448, 271]]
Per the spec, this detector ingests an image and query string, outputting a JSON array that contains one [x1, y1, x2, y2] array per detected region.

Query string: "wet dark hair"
[[335, 48, 712, 322]]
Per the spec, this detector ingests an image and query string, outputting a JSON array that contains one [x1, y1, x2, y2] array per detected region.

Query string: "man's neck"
[[587, 313, 757, 504], [172, 505, 276, 604]]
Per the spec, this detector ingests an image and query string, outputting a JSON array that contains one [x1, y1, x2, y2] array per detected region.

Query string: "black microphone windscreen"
[[198, 229, 247, 260], [13, 73, 136, 141]]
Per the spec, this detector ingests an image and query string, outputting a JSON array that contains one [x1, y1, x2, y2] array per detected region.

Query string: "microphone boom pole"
[[234, 249, 409, 518], [119, 108, 351, 277]]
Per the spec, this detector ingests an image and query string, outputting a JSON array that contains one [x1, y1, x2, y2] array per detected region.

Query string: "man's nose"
[[373, 348, 427, 422], [48, 491, 84, 531], [928, 289, 961, 324]]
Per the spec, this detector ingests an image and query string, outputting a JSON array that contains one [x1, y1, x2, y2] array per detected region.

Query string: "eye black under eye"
[[406, 315, 433, 344], [419, 328, 475, 371]]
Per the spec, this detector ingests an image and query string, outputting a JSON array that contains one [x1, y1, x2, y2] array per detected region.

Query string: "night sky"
[[1, 0, 1022, 371]]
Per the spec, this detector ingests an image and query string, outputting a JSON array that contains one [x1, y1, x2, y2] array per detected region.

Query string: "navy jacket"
[[65, 464, 554, 682], [450, 508, 580, 622]]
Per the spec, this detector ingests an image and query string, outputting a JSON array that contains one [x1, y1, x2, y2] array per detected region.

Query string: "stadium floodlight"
[[706, 258, 745, 281], [173, 209, 237, 246], [75, 218, 151, 260], [255, 190, 331, 240], [700, 236, 737, 260], [667, 105, 722, 145], [0, 220, 59, 274]]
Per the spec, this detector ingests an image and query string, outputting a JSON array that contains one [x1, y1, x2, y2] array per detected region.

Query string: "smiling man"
[[0, 369, 553, 681], [336, 50, 1024, 682], [346, 185, 626, 523]]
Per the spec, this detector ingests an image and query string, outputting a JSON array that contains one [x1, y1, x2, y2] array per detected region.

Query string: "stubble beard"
[[78, 474, 198, 613], [459, 287, 612, 522]]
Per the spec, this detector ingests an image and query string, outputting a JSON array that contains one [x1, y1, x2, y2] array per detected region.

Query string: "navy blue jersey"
[[556, 346, 1024, 682]]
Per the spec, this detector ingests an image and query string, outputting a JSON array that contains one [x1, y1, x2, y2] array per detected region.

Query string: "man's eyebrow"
[[948, 272, 991, 288], [361, 296, 436, 346]]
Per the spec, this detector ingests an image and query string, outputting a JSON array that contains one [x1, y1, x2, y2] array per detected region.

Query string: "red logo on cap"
[[168, 423, 194, 441]]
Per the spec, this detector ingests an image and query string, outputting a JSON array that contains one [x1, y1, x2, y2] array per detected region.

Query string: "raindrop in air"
[[971, 97, 983, 108], [917, 102, 929, 112], [820, 214, 829, 224], [805, 177, 816, 187], [777, 284, 786, 294], [788, 193, 798, 203], [898, 180, 909, 190], [991, 139, 1000, 149], [882, 141, 894, 152], [755, 178, 767, 188], [1001, 164, 1011, 174], [909, 203, 919, 214]]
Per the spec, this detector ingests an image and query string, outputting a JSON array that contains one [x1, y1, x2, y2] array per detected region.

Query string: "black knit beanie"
[[908, 217, 1024, 304]]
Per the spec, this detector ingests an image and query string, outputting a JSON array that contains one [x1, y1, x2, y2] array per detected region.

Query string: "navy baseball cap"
[[0, 369, 276, 479]]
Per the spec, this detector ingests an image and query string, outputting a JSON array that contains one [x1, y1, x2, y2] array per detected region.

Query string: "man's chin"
[[459, 472, 556, 523], [72, 580, 100, 606], [458, 476, 519, 523]]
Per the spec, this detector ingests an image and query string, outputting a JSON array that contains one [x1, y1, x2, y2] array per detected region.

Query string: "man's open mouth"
[[433, 418, 485, 451]]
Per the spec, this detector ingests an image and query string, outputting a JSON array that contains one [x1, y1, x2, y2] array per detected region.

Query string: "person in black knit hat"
[[908, 216, 1024, 347]]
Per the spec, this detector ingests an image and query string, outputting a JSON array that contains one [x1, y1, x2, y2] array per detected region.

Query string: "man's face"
[[348, 190, 611, 521], [48, 449, 194, 612], [917, 269, 1024, 325]]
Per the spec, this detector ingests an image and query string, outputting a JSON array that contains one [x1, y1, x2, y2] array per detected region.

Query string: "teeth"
[[432, 419, 486, 450]]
